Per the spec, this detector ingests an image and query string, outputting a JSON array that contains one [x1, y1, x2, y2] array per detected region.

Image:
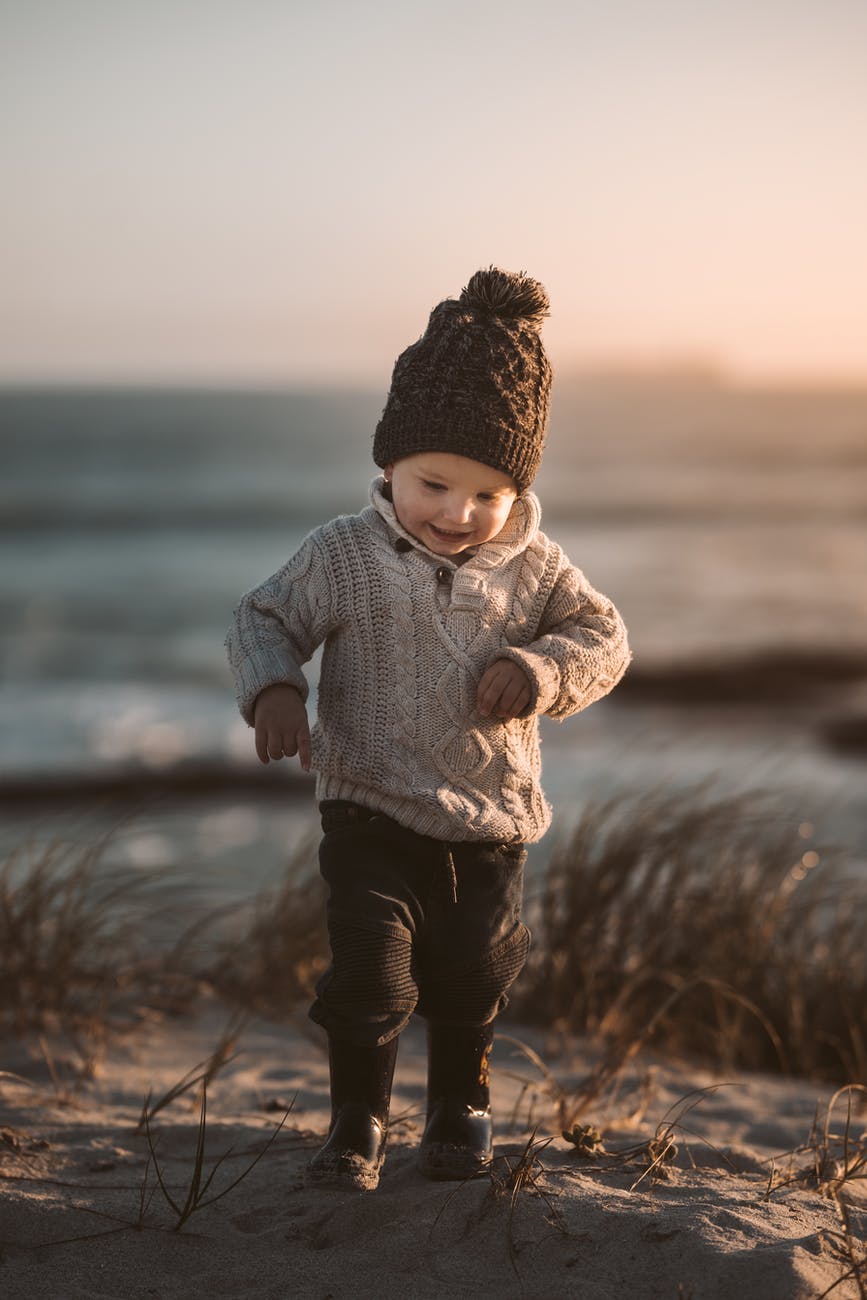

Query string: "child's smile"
[[386, 451, 518, 556]]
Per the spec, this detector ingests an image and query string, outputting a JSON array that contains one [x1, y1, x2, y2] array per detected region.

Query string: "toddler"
[[226, 267, 630, 1191]]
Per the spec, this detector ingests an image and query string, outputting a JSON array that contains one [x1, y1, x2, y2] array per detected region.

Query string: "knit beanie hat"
[[373, 266, 553, 493]]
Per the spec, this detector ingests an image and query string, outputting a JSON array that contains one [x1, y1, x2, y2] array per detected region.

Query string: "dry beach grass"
[[4, 785, 863, 1088], [514, 786, 867, 1084], [1, 785, 865, 1297]]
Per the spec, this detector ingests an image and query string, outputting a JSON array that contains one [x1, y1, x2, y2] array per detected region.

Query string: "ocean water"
[[2, 382, 865, 887]]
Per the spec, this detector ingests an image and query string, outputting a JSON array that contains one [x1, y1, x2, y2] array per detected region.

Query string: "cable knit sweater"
[[226, 478, 630, 844]]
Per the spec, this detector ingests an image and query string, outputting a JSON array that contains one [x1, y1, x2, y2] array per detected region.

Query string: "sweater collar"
[[368, 475, 541, 569]]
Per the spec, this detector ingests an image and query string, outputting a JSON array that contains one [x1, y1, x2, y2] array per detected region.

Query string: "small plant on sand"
[[487, 1132, 566, 1279], [4, 1039, 295, 1252], [818, 1195, 867, 1300], [141, 1078, 293, 1231], [526, 1059, 736, 1187], [432, 1130, 566, 1283], [762, 1084, 867, 1297], [615, 1086, 736, 1191], [765, 1086, 867, 1230]]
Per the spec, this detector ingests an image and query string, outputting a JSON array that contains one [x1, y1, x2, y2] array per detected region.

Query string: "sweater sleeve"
[[225, 529, 338, 725], [497, 554, 631, 720]]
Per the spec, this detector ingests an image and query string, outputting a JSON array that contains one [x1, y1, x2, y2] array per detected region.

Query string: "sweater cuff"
[[234, 648, 308, 725], [495, 648, 561, 717]]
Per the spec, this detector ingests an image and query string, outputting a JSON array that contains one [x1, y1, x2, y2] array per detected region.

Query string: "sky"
[[2, 0, 866, 386]]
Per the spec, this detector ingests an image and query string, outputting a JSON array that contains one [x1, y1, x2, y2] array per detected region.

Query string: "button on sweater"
[[226, 479, 630, 843]]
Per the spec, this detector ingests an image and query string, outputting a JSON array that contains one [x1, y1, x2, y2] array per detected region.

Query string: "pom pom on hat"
[[373, 265, 553, 493], [459, 266, 550, 328]]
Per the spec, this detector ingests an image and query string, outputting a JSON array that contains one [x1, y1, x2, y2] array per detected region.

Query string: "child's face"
[[385, 451, 518, 556]]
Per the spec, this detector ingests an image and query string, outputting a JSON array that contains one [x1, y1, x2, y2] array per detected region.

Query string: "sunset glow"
[[2, 0, 866, 385]]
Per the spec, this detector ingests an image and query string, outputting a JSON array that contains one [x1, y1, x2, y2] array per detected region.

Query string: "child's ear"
[[383, 462, 394, 482]]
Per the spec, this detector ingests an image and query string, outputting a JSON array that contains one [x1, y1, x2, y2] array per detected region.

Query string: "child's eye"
[[422, 480, 446, 491]]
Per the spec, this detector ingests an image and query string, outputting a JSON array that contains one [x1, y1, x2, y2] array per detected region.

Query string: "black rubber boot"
[[417, 1023, 494, 1181], [306, 1035, 399, 1191]]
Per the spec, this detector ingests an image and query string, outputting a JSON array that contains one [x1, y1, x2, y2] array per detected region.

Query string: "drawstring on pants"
[[442, 845, 458, 904]]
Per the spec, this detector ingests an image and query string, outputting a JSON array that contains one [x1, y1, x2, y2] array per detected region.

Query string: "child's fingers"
[[277, 722, 311, 768], [477, 662, 511, 715], [478, 660, 531, 718], [253, 690, 312, 767], [256, 722, 311, 769], [495, 678, 531, 718], [255, 723, 271, 764]]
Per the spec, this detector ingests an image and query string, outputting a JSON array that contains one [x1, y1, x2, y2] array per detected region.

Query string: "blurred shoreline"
[[1, 643, 865, 804], [2, 380, 865, 878]]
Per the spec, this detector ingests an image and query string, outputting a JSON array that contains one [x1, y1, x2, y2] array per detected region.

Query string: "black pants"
[[309, 801, 530, 1048]]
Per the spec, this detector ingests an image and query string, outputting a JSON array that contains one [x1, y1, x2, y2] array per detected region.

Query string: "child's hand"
[[477, 658, 532, 720], [253, 684, 312, 770]]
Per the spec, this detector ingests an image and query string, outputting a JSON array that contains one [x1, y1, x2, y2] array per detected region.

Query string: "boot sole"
[[305, 1151, 384, 1192], [417, 1144, 492, 1181]]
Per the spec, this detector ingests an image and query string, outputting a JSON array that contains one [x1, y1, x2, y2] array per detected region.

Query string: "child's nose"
[[444, 496, 472, 523]]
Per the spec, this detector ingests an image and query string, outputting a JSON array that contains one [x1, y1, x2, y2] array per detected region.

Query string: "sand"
[[1, 1005, 864, 1299]]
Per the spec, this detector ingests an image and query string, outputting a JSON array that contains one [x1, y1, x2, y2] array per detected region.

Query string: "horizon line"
[[2, 364, 867, 395]]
